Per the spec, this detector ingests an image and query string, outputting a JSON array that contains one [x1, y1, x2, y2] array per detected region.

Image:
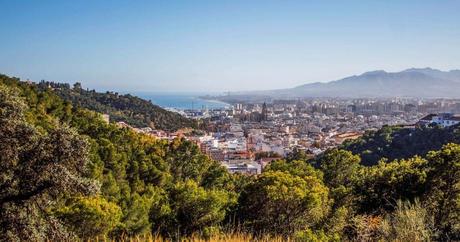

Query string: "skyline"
[[1, 1, 460, 92]]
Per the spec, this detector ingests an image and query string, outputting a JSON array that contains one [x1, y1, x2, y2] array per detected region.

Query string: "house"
[[222, 162, 261, 175], [256, 157, 280, 170], [418, 113, 460, 128]]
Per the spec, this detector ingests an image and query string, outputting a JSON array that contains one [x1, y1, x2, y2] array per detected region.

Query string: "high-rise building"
[[261, 102, 268, 121]]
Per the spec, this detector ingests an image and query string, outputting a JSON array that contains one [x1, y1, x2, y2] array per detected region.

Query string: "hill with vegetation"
[[34, 79, 197, 131], [342, 124, 460, 166], [1, 74, 459, 241]]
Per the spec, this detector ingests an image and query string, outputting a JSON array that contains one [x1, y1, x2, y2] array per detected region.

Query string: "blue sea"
[[135, 92, 231, 110]]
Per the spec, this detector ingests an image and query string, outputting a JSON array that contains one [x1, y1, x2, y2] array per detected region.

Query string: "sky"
[[1, 1, 460, 92]]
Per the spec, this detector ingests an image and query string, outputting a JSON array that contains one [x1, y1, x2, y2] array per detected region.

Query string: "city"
[[3, 1, 460, 241], [124, 98, 460, 174]]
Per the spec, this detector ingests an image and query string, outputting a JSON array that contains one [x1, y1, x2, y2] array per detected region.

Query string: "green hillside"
[[342, 124, 460, 166], [1, 74, 459, 241], [34, 78, 197, 131], [0, 75, 233, 240]]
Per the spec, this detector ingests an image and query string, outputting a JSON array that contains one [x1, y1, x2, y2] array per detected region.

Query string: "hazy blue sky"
[[1, 1, 460, 92]]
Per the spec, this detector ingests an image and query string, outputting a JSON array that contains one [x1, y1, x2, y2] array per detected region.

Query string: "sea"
[[135, 92, 231, 110]]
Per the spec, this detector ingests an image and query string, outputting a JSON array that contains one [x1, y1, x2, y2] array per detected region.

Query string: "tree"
[[115, 186, 162, 236], [425, 143, 460, 240], [237, 171, 329, 236], [318, 149, 361, 208], [55, 196, 122, 239], [354, 157, 428, 213], [0, 84, 99, 241], [73, 82, 82, 90], [319, 149, 361, 189], [150, 180, 234, 238], [265, 159, 323, 180], [342, 125, 460, 166], [167, 138, 221, 185]]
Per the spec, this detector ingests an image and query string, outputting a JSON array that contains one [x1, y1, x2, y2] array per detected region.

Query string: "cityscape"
[[122, 97, 460, 174], [2, 1, 460, 241]]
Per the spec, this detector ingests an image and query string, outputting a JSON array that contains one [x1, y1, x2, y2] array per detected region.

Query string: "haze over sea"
[[135, 92, 230, 110]]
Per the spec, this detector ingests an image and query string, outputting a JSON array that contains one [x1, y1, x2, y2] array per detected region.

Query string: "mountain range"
[[231, 68, 460, 99]]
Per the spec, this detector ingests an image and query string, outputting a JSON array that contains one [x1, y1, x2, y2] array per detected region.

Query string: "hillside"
[[0, 74, 234, 240], [33, 79, 197, 131], [341, 124, 460, 166], [1, 73, 460, 241]]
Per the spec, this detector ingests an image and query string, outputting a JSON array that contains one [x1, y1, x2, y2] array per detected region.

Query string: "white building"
[[418, 113, 460, 128], [222, 162, 261, 175]]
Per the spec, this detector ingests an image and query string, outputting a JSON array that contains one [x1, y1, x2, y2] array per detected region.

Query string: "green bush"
[[56, 196, 122, 239]]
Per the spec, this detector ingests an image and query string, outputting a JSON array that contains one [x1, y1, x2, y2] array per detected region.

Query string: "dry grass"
[[93, 233, 289, 242]]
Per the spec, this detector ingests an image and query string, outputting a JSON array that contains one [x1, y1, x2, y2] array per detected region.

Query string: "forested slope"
[[34, 78, 197, 131], [0, 75, 234, 240], [1, 74, 459, 241], [342, 125, 460, 165]]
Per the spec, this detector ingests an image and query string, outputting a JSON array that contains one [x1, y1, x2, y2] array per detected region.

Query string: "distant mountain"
[[402, 67, 460, 82], [229, 68, 460, 99], [289, 68, 460, 98]]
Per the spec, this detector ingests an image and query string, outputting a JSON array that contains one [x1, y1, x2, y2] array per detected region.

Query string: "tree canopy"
[[1, 74, 460, 241]]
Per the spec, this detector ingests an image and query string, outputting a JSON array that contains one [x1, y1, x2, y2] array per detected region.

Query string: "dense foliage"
[[0, 84, 98, 241], [237, 164, 329, 236], [343, 124, 460, 166], [1, 74, 460, 241], [35, 78, 197, 131], [0, 75, 232, 240]]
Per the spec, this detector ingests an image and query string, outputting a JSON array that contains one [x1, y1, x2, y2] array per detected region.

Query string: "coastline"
[[136, 92, 232, 110], [197, 96, 232, 107]]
